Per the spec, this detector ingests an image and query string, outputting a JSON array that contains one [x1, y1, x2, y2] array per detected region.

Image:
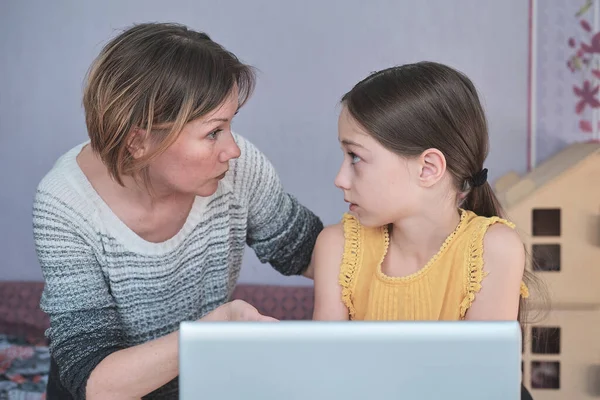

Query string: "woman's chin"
[[192, 182, 220, 198]]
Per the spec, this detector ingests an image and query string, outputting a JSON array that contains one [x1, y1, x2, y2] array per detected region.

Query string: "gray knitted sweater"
[[33, 133, 323, 399]]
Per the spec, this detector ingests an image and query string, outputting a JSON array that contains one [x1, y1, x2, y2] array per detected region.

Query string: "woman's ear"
[[418, 148, 446, 187], [126, 128, 149, 159]]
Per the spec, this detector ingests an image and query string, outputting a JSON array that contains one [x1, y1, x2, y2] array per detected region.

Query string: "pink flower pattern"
[[573, 80, 600, 113], [567, 2, 600, 134]]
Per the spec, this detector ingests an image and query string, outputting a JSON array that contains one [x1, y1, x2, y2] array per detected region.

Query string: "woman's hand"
[[206, 299, 279, 322], [87, 299, 277, 399]]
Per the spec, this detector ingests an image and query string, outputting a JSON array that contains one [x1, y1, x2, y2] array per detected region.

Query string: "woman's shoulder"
[[229, 132, 265, 170], [37, 142, 85, 188], [225, 132, 277, 196], [34, 142, 99, 226]]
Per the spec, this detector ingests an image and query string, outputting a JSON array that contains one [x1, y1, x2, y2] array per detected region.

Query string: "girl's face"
[[334, 106, 423, 227]]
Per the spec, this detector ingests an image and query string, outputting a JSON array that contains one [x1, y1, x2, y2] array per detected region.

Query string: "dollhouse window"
[[532, 244, 561, 272], [531, 326, 561, 354], [532, 208, 561, 236], [531, 361, 560, 389]]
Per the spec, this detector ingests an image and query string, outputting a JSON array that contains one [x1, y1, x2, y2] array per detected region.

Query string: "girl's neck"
[[388, 202, 462, 265]]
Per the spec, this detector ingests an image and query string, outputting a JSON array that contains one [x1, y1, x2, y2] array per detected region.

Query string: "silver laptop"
[[179, 320, 522, 399]]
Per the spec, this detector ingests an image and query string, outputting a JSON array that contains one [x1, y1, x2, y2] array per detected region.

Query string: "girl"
[[312, 61, 535, 399], [312, 61, 532, 324]]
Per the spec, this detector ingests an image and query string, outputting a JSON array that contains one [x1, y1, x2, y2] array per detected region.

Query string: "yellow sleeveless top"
[[339, 209, 529, 321]]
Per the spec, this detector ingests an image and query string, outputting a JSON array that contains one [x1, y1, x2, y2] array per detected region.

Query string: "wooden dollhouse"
[[494, 141, 600, 399]]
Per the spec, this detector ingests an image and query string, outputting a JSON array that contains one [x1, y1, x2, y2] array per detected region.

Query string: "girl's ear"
[[417, 148, 446, 187]]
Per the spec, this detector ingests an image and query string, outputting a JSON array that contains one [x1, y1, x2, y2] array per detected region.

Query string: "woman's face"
[[145, 88, 242, 198]]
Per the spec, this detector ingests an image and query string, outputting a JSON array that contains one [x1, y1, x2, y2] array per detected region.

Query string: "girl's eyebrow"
[[340, 139, 366, 149]]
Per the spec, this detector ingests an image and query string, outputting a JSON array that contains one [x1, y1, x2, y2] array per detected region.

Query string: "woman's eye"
[[208, 129, 222, 140]]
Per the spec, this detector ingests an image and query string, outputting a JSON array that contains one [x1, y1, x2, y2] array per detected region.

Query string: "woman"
[[33, 22, 323, 399]]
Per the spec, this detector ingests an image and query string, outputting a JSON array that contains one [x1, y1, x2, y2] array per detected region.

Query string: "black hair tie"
[[470, 168, 488, 188]]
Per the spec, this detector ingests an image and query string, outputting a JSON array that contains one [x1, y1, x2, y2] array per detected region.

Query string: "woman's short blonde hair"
[[83, 22, 255, 185]]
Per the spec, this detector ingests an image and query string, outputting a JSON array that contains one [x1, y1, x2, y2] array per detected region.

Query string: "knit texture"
[[338, 209, 529, 321], [33, 133, 323, 399]]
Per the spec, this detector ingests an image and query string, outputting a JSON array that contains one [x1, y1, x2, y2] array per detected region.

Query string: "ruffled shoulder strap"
[[338, 213, 363, 319], [459, 216, 529, 319]]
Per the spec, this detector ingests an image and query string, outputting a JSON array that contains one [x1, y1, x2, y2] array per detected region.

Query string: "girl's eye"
[[349, 152, 361, 164], [207, 129, 222, 140]]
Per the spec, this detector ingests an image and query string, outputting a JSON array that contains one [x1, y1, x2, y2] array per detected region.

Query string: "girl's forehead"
[[338, 113, 370, 140], [339, 129, 376, 151]]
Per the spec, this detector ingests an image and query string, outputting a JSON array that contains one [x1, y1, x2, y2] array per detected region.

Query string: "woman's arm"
[[34, 193, 128, 399], [233, 134, 323, 277], [86, 300, 274, 400], [34, 190, 274, 400], [311, 224, 350, 320], [464, 223, 526, 320], [86, 329, 179, 400]]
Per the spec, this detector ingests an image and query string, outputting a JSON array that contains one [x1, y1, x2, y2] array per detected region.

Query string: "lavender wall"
[[1, 0, 530, 285]]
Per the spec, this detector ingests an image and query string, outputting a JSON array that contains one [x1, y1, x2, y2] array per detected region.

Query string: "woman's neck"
[[119, 174, 188, 211], [77, 144, 196, 243], [79, 144, 190, 210]]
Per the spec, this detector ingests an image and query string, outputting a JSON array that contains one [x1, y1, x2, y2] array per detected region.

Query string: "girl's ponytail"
[[461, 168, 505, 218]]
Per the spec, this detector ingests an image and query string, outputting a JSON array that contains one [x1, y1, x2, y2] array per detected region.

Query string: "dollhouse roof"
[[495, 141, 600, 209]]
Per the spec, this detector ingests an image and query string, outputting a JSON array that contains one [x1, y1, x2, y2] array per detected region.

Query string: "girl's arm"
[[464, 223, 526, 320], [312, 224, 350, 320]]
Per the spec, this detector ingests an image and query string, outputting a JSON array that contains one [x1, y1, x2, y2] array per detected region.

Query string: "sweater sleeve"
[[232, 134, 323, 276], [33, 189, 126, 399]]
